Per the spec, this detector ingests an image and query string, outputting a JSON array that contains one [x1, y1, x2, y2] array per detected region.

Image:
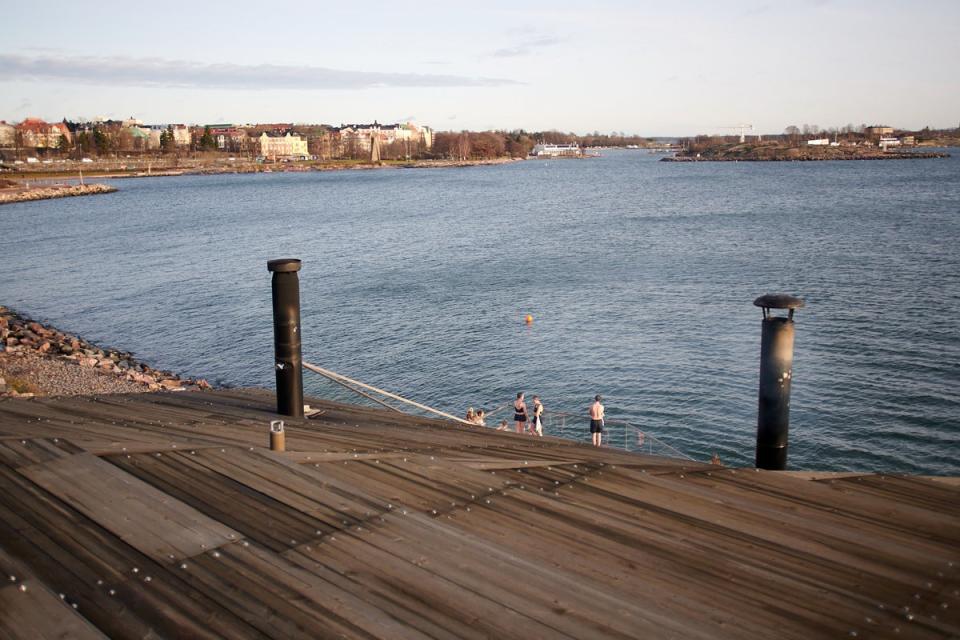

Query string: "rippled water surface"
[[2, 150, 959, 473]]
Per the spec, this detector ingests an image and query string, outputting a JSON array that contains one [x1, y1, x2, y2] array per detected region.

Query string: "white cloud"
[[0, 54, 520, 90], [489, 36, 564, 58]]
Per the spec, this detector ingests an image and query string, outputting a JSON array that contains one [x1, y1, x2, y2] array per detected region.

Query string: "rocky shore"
[[0, 306, 211, 399], [0, 183, 117, 205], [6, 156, 526, 186]]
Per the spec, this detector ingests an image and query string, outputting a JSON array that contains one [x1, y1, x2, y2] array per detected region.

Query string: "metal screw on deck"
[[753, 293, 805, 470], [268, 258, 304, 418]]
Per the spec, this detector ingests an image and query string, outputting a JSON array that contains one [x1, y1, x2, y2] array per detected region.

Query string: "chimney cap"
[[267, 258, 302, 273], [753, 293, 804, 310]]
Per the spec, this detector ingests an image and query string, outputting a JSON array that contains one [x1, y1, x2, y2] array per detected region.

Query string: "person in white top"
[[531, 396, 544, 437]]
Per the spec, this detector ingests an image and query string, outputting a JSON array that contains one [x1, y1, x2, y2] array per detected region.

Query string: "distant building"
[[147, 129, 162, 150], [879, 136, 901, 148], [806, 138, 830, 146], [530, 143, 581, 157], [336, 121, 434, 153], [171, 125, 192, 147], [257, 132, 308, 159], [866, 125, 894, 137], [15, 118, 71, 149], [141, 124, 192, 148], [0, 121, 15, 148], [246, 123, 293, 137], [417, 124, 433, 149], [901, 135, 916, 146], [388, 122, 433, 148], [206, 126, 247, 150], [128, 126, 151, 151]]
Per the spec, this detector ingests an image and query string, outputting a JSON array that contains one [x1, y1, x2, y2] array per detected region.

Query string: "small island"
[[662, 141, 949, 162], [663, 126, 954, 162]]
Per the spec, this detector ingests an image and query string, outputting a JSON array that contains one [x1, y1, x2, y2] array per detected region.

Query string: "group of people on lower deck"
[[463, 407, 486, 426], [465, 392, 606, 447], [509, 392, 545, 436]]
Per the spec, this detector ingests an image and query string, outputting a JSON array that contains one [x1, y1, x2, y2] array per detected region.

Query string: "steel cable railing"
[[301, 362, 694, 461], [480, 405, 694, 460]]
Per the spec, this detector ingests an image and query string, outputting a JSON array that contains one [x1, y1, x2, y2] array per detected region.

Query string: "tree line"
[[430, 130, 654, 160]]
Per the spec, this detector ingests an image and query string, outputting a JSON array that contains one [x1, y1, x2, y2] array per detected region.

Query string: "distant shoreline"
[[662, 142, 952, 163], [0, 157, 525, 204], [663, 150, 950, 162], [3, 156, 524, 183]]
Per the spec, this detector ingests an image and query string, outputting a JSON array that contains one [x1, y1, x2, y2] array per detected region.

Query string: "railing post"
[[753, 294, 804, 470], [268, 258, 304, 418]]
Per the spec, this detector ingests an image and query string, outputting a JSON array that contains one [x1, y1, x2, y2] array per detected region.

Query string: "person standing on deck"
[[513, 392, 528, 434], [589, 395, 605, 447], [531, 396, 544, 437]]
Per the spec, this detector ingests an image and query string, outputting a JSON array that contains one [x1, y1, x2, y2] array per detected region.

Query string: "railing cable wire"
[[303, 361, 472, 425]]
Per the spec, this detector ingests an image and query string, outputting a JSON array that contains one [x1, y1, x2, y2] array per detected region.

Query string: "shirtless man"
[[589, 395, 605, 447]]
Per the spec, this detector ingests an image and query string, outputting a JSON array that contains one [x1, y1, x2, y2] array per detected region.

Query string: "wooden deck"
[[0, 388, 957, 638]]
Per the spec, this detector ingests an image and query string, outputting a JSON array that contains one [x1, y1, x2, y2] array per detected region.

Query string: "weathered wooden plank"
[[19, 453, 240, 562], [433, 474, 951, 638], [0, 546, 109, 640], [0, 466, 263, 639], [1, 389, 958, 639], [217, 541, 432, 639], [824, 474, 960, 514], [108, 451, 316, 550], [285, 528, 573, 639], [0, 437, 85, 468]]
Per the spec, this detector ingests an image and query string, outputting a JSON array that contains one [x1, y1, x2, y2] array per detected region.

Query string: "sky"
[[1, 0, 958, 136]]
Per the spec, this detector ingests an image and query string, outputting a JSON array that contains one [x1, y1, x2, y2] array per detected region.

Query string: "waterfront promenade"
[[1, 388, 957, 638]]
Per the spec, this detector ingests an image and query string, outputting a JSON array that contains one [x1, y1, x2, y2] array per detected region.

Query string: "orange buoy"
[[525, 314, 534, 324]]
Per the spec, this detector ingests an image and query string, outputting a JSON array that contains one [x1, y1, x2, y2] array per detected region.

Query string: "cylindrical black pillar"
[[753, 294, 804, 470], [756, 316, 795, 469], [268, 258, 303, 418]]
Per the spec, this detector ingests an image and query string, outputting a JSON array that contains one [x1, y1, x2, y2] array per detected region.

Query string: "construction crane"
[[719, 124, 754, 143]]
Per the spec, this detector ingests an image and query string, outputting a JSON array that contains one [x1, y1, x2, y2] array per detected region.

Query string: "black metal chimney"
[[268, 258, 303, 418], [753, 293, 804, 470]]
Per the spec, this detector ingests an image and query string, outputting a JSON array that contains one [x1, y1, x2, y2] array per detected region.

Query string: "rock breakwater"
[[0, 306, 211, 398], [0, 183, 117, 205]]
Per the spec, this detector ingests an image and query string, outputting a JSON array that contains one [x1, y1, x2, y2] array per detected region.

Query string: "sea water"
[[2, 150, 958, 473]]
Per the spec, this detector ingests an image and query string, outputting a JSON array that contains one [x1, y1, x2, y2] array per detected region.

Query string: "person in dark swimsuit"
[[513, 392, 528, 434], [589, 394, 605, 447]]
